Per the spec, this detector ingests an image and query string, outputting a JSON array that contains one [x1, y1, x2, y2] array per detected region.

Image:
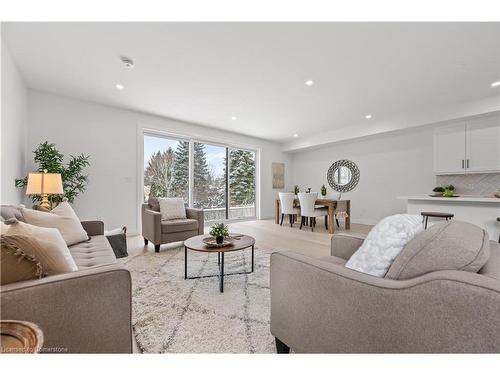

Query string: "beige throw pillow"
[[158, 198, 187, 221], [3, 221, 78, 274], [385, 221, 490, 280], [22, 202, 88, 246], [1, 235, 45, 285]]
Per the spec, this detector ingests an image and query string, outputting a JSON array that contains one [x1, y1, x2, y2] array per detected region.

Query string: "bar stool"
[[420, 212, 454, 229]]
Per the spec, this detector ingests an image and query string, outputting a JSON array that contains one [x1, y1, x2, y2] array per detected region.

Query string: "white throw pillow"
[[345, 214, 423, 277], [22, 202, 88, 246], [158, 198, 187, 221], [3, 220, 78, 274]]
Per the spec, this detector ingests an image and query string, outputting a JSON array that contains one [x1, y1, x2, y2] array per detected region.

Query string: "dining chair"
[[297, 192, 328, 232], [279, 192, 300, 227], [334, 200, 349, 228]]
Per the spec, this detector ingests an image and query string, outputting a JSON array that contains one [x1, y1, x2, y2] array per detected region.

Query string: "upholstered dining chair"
[[334, 200, 349, 228], [297, 192, 328, 232], [279, 192, 300, 227]]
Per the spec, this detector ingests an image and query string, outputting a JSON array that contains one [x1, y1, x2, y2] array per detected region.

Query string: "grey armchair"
[[141, 197, 204, 252], [271, 228, 500, 353]]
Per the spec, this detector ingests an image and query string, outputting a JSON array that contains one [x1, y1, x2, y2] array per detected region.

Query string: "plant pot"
[[216, 236, 224, 244]]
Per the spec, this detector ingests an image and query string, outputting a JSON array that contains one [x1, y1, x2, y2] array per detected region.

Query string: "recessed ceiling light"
[[491, 81, 500, 87], [293, 134, 299, 137], [305, 80, 314, 86], [365, 114, 372, 119], [115, 83, 124, 90], [231, 116, 237, 121]]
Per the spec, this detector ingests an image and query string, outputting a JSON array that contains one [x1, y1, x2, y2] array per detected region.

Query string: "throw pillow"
[[22, 202, 88, 246], [1, 235, 45, 285], [158, 198, 187, 221], [345, 214, 423, 277], [3, 220, 78, 274], [385, 221, 490, 280]]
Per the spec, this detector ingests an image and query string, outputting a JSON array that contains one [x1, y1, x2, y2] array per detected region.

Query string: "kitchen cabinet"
[[434, 113, 500, 174]]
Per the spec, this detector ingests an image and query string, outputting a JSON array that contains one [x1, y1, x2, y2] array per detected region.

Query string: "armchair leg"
[[154, 244, 160, 253], [275, 337, 290, 354], [144, 238, 148, 245]]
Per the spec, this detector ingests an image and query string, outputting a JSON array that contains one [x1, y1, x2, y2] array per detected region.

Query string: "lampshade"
[[26, 172, 64, 195]]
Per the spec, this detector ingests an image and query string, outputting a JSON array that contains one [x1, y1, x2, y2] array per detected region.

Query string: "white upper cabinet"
[[466, 114, 500, 173], [434, 113, 500, 175], [434, 122, 466, 174]]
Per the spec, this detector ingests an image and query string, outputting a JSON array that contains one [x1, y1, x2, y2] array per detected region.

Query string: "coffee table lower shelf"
[[184, 238, 255, 293]]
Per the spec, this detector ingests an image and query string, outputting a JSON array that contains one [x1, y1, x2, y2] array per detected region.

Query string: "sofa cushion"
[[345, 214, 423, 277], [1, 235, 45, 285], [3, 220, 78, 274], [69, 235, 117, 269], [22, 202, 89, 246], [385, 221, 490, 280], [159, 197, 187, 221], [161, 219, 198, 234], [0, 205, 26, 222], [479, 241, 500, 280]]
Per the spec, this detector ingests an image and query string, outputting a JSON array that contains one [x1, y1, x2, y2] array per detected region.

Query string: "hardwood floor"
[[127, 218, 372, 259]]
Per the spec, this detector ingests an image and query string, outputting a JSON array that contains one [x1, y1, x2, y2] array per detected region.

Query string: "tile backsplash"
[[436, 173, 500, 196]]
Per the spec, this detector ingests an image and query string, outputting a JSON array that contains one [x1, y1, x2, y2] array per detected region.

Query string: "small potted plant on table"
[[320, 184, 327, 198], [210, 223, 229, 244]]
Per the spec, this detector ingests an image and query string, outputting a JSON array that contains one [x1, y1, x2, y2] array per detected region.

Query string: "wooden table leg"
[[345, 200, 351, 230], [275, 199, 280, 224], [328, 203, 335, 234]]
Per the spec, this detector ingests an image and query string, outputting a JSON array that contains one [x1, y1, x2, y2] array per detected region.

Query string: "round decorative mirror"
[[327, 159, 360, 192]]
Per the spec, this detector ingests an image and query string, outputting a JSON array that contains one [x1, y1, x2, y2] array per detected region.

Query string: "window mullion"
[[188, 140, 194, 207]]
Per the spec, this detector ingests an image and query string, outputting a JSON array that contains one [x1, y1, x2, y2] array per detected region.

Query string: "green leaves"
[[209, 222, 229, 238], [15, 141, 90, 204]]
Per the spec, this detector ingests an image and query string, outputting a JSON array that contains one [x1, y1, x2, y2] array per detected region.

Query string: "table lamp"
[[26, 171, 64, 209]]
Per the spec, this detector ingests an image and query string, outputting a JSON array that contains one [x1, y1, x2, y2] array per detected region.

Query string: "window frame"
[[138, 126, 260, 229]]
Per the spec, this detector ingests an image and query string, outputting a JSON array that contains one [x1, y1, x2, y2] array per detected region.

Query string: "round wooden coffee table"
[[184, 234, 255, 293]]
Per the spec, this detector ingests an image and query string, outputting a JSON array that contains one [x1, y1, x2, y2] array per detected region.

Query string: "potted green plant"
[[294, 185, 299, 195], [433, 185, 455, 197], [209, 223, 229, 244], [320, 184, 327, 198], [15, 141, 90, 205], [432, 186, 445, 196]]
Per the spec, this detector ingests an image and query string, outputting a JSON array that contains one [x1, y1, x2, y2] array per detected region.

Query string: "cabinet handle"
[[462, 160, 464, 169], [467, 159, 469, 168]]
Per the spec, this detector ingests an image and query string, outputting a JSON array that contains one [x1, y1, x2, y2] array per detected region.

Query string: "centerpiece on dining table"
[[203, 223, 233, 248]]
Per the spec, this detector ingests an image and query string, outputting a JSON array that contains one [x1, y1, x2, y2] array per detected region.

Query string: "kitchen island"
[[398, 195, 500, 239]]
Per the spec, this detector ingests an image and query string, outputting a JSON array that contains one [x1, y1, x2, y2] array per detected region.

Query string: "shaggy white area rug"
[[120, 245, 274, 353]]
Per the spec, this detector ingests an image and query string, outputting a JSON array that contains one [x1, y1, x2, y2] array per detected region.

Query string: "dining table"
[[275, 198, 350, 234]]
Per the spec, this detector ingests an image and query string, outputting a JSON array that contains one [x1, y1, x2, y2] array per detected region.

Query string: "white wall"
[[27, 90, 292, 233], [291, 127, 436, 225], [1, 41, 28, 204]]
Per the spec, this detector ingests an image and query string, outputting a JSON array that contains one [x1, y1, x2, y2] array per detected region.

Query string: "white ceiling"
[[3, 22, 499, 143]]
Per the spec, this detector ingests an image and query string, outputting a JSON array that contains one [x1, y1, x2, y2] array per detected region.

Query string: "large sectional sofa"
[[0, 205, 133, 353]]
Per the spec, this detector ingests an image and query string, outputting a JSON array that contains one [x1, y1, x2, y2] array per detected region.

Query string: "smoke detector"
[[120, 56, 134, 68]]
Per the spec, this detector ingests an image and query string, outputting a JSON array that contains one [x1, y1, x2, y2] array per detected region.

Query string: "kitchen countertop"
[[398, 195, 500, 203]]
